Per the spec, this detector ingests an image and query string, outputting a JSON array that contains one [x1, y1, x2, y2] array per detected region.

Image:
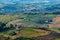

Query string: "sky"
[[0, 0, 60, 4]]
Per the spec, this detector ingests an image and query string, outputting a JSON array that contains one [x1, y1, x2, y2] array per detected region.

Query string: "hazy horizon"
[[0, 0, 60, 4]]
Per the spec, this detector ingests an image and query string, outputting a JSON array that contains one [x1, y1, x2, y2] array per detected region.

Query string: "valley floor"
[[0, 14, 60, 40]]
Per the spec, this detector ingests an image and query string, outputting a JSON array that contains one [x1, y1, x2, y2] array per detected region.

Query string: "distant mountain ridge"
[[0, 3, 60, 14]]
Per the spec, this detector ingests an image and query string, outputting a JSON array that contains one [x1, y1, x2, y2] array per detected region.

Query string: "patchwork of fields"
[[0, 14, 60, 40]]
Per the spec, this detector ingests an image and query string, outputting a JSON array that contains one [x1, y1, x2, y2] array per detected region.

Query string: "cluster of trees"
[[0, 21, 24, 36], [0, 22, 6, 32]]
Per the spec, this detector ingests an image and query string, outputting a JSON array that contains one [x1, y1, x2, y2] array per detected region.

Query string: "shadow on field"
[[15, 37, 40, 40], [38, 31, 60, 40]]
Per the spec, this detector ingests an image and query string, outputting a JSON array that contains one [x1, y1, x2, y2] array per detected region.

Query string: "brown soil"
[[49, 16, 60, 28]]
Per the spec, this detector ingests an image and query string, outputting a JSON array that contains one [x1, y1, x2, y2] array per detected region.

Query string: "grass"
[[21, 28, 50, 37], [0, 14, 57, 36], [0, 14, 59, 40], [55, 38, 60, 40], [0, 14, 27, 23], [50, 28, 60, 33], [21, 14, 57, 28]]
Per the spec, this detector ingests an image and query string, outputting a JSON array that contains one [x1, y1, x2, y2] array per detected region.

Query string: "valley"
[[0, 13, 60, 40], [0, 0, 60, 40]]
